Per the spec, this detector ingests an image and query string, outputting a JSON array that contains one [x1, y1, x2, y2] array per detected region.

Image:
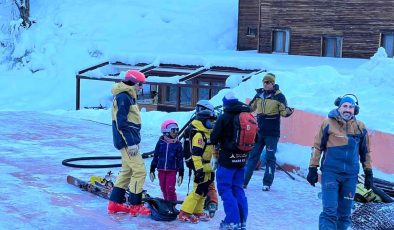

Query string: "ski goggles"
[[170, 128, 179, 133]]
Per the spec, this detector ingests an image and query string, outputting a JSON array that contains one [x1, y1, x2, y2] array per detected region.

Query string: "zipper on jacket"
[[164, 142, 169, 170], [344, 121, 349, 172]]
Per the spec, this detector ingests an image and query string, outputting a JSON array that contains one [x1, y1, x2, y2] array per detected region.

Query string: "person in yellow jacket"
[[178, 110, 218, 224], [107, 70, 151, 217], [244, 73, 294, 191]]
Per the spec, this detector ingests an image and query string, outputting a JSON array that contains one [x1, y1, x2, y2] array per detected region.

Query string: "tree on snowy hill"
[[14, 0, 31, 28]]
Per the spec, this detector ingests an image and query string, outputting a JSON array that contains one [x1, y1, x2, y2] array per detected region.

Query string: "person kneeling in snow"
[[150, 119, 184, 201], [107, 70, 151, 217]]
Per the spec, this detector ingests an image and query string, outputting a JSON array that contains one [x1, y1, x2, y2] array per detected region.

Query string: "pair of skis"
[[67, 175, 113, 199]]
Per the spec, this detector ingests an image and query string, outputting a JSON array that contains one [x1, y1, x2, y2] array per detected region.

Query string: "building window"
[[322, 36, 342, 58], [211, 81, 225, 97], [246, 26, 257, 38], [272, 29, 290, 53], [197, 80, 225, 101], [381, 32, 394, 57], [198, 81, 210, 100], [180, 80, 192, 106], [165, 85, 177, 104]]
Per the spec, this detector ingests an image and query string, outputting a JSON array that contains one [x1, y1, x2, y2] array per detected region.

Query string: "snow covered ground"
[[0, 111, 321, 230]]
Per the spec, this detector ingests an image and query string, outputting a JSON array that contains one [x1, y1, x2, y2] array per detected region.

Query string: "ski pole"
[[275, 162, 295, 180]]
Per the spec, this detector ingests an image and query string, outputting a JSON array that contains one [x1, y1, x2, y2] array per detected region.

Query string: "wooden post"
[[76, 75, 81, 110], [176, 85, 181, 111]]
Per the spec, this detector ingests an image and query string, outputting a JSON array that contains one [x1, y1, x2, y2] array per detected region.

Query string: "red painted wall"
[[280, 109, 394, 174]]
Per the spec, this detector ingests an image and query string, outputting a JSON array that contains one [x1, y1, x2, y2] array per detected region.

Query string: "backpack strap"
[[187, 130, 208, 195]]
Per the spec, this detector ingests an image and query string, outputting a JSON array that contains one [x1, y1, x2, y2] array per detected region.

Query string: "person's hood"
[[224, 101, 251, 113], [191, 119, 212, 134], [111, 82, 137, 98], [328, 109, 354, 124]]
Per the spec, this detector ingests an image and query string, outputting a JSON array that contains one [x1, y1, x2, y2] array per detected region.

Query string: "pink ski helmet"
[[124, 70, 146, 84], [161, 119, 179, 133]]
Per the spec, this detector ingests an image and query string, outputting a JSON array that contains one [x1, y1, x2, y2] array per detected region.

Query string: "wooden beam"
[[78, 61, 109, 75], [241, 69, 267, 82], [179, 67, 208, 81], [139, 64, 156, 73]]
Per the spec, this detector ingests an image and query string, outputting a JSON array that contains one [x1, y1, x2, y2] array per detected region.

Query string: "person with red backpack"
[[243, 73, 294, 191], [210, 91, 257, 230], [150, 119, 184, 202]]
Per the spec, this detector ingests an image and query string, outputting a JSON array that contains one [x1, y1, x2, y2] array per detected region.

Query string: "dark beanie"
[[222, 91, 238, 107]]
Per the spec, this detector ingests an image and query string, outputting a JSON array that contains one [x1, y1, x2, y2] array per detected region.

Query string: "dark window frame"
[[196, 79, 226, 100], [380, 31, 394, 57], [322, 36, 343, 58], [272, 28, 290, 53], [246, 26, 258, 38]]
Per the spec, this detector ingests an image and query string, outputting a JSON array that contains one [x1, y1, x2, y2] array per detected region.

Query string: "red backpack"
[[233, 112, 258, 151]]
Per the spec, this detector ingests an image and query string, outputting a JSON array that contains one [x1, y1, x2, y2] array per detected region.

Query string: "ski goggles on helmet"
[[170, 128, 179, 133]]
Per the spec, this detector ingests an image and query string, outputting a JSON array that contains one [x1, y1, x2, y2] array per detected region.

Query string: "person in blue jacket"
[[307, 95, 374, 230], [150, 119, 184, 201], [107, 70, 151, 217]]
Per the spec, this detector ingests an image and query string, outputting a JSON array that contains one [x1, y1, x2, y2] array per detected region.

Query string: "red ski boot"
[[129, 204, 151, 217], [195, 212, 210, 221], [178, 210, 199, 224], [107, 201, 130, 214]]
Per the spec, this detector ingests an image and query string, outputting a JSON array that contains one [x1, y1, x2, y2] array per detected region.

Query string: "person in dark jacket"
[[150, 119, 184, 201], [107, 70, 151, 217], [307, 95, 373, 230], [210, 91, 252, 230], [243, 73, 294, 191]]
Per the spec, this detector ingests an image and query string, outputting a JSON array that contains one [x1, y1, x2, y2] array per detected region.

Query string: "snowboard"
[[67, 175, 113, 200]]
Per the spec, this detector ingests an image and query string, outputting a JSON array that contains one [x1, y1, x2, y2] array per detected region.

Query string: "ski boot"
[[129, 204, 151, 217], [194, 212, 210, 222], [178, 210, 199, 224], [262, 185, 270, 191], [107, 201, 130, 214], [207, 202, 218, 218], [240, 222, 246, 230], [220, 220, 239, 230]]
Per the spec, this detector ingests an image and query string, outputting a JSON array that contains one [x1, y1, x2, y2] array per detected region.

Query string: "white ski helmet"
[[195, 100, 214, 113]]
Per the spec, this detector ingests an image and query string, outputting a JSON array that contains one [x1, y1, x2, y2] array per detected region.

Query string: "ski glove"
[[364, 169, 374, 190], [177, 176, 183, 186], [285, 107, 295, 117], [307, 167, 318, 187], [149, 172, 155, 182], [127, 145, 139, 157], [210, 157, 218, 171], [194, 169, 205, 184]]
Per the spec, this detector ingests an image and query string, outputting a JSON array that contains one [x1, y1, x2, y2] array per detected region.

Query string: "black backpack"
[[143, 197, 181, 221]]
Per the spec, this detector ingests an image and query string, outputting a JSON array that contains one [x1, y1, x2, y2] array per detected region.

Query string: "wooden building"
[[76, 61, 263, 112], [237, 0, 394, 58]]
